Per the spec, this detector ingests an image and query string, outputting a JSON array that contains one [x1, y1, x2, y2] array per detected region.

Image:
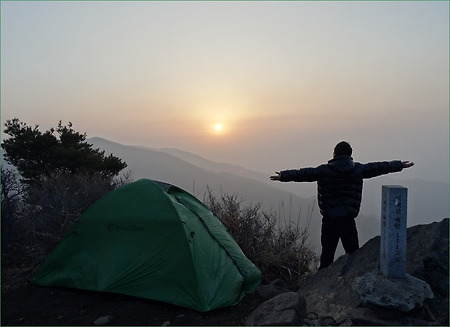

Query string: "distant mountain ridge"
[[158, 147, 268, 182], [2, 136, 447, 256], [87, 137, 449, 256]]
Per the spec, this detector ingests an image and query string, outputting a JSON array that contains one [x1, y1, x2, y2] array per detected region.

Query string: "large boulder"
[[297, 218, 448, 326], [246, 218, 448, 326], [245, 292, 306, 326], [353, 270, 434, 312]]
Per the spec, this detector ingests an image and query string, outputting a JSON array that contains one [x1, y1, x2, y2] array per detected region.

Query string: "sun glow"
[[212, 123, 226, 136]]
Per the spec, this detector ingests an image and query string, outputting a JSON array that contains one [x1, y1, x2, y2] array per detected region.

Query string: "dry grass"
[[203, 188, 318, 286]]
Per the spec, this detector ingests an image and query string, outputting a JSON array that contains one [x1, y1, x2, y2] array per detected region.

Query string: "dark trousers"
[[318, 217, 359, 270]]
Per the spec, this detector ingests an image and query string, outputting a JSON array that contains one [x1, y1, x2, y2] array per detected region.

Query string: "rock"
[[256, 285, 285, 300], [270, 278, 291, 289], [348, 306, 441, 326], [256, 279, 292, 299], [295, 218, 448, 325], [245, 292, 306, 326], [406, 218, 449, 294], [93, 315, 114, 325], [353, 270, 434, 311], [243, 218, 448, 326]]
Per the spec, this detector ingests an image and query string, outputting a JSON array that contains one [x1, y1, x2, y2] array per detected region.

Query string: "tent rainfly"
[[33, 179, 261, 312]]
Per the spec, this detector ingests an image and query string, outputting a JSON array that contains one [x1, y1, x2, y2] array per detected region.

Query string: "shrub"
[[1, 169, 133, 269], [203, 188, 318, 286], [1, 168, 26, 251]]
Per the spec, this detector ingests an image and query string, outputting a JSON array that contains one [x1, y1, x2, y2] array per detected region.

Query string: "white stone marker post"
[[354, 186, 433, 310], [380, 185, 407, 279]]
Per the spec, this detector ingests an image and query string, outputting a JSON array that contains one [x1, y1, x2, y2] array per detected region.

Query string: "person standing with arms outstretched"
[[270, 141, 414, 270]]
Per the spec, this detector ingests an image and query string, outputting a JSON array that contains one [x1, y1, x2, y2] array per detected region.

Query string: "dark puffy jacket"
[[279, 156, 404, 219]]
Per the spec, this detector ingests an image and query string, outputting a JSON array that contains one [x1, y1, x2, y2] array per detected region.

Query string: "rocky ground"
[[293, 218, 449, 326], [3, 218, 448, 326], [2, 271, 269, 326]]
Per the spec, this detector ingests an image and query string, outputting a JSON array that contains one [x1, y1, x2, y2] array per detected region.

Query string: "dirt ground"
[[1, 266, 267, 326]]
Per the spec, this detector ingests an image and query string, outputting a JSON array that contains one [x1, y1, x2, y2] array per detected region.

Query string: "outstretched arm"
[[270, 167, 322, 182], [362, 160, 414, 179]]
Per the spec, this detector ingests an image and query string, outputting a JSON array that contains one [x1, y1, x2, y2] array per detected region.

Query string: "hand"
[[270, 172, 281, 181], [402, 161, 414, 168]]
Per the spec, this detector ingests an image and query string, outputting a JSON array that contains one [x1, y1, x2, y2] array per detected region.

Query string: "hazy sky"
[[2, 1, 449, 182]]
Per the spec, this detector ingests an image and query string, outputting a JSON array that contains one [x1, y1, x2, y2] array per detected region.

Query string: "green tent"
[[33, 179, 261, 312]]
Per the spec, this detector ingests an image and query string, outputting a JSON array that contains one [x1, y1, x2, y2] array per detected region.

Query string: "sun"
[[211, 123, 227, 136]]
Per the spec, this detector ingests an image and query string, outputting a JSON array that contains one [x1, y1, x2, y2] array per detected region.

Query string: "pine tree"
[[2, 118, 127, 185]]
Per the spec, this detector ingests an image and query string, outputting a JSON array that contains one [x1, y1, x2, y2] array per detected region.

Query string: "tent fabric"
[[33, 179, 261, 312]]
